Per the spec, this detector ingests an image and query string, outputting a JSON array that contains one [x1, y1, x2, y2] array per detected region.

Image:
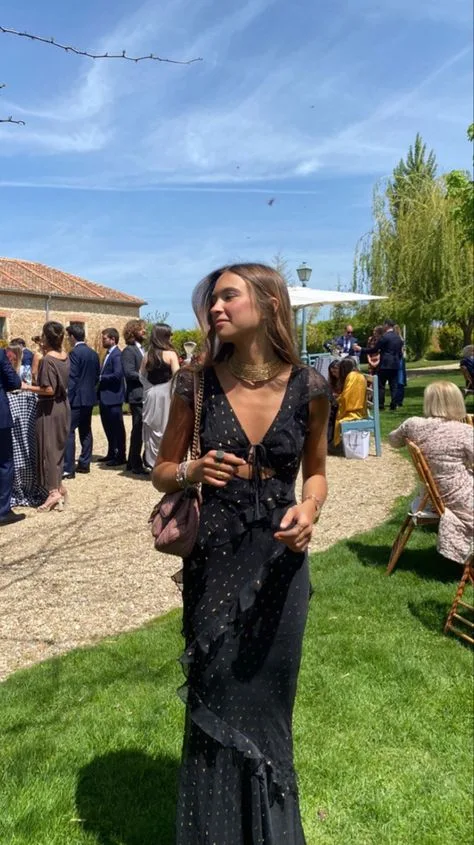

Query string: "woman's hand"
[[274, 501, 317, 552], [187, 450, 246, 488]]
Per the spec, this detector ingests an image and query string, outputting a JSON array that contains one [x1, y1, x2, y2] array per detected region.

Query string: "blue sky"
[[0, 0, 472, 326]]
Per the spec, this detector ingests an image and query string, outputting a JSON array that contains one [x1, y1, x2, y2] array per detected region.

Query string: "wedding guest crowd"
[[0, 317, 186, 523]]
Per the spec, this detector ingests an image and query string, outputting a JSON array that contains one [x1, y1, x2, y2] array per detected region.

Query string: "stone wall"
[[0, 293, 142, 352]]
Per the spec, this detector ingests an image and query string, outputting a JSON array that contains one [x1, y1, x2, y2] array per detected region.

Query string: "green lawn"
[[1, 375, 472, 845], [405, 358, 458, 370]]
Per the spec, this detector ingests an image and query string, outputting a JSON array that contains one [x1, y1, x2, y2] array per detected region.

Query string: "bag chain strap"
[[190, 371, 204, 462]]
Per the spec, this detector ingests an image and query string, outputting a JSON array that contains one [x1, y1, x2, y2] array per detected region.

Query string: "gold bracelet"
[[302, 494, 323, 521]]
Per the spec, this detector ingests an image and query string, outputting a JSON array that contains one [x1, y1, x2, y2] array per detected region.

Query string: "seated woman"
[[388, 380, 473, 564], [332, 358, 368, 448]]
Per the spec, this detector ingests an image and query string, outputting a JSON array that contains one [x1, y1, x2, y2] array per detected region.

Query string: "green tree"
[[387, 133, 437, 220], [444, 125, 474, 245], [355, 176, 474, 354]]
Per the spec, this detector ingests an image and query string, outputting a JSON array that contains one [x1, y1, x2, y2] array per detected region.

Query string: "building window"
[[0, 317, 6, 340]]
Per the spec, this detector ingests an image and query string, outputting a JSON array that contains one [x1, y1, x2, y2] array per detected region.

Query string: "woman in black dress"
[[153, 263, 330, 844]]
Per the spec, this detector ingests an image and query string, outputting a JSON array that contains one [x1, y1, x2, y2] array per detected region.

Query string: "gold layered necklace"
[[228, 355, 284, 386]]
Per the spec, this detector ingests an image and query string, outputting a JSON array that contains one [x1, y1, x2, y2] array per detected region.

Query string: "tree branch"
[[0, 25, 202, 64], [0, 115, 26, 125]]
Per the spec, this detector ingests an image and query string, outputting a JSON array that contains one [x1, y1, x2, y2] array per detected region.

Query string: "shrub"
[[170, 328, 204, 357], [437, 324, 464, 358]]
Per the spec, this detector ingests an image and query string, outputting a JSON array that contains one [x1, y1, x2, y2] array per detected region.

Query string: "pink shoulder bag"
[[149, 370, 204, 558]]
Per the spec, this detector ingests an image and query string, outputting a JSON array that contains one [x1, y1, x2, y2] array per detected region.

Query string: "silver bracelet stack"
[[176, 461, 191, 488]]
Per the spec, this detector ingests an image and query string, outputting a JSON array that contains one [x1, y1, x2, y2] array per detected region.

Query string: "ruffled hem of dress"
[[178, 543, 299, 807]]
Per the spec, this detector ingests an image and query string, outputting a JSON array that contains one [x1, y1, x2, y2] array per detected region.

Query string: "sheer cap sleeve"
[[174, 368, 195, 408], [307, 366, 331, 403]]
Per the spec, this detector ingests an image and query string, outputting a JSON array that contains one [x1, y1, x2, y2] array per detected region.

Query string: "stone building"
[[0, 258, 145, 350]]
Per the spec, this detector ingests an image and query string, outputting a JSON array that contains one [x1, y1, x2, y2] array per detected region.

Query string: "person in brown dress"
[[21, 321, 70, 511]]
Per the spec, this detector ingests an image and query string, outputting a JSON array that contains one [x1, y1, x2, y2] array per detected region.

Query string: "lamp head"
[[296, 262, 312, 284]]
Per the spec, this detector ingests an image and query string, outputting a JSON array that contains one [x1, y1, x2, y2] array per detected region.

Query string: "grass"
[[1, 375, 472, 845], [405, 358, 458, 370]]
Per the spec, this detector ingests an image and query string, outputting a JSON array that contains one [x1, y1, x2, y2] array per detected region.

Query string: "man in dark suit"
[[63, 323, 101, 478], [0, 348, 25, 525], [97, 328, 127, 465], [355, 319, 403, 410], [335, 324, 359, 357], [121, 319, 148, 475]]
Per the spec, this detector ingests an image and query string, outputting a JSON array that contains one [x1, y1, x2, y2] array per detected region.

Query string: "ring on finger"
[[216, 469, 227, 479], [214, 449, 225, 464]]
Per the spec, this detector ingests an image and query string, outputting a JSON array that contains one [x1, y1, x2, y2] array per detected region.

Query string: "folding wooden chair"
[[444, 554, 474, 645], [386, 440, 444, 575]]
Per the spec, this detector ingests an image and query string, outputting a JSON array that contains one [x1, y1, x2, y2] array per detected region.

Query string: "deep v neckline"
[[211, 366, 296, 448]]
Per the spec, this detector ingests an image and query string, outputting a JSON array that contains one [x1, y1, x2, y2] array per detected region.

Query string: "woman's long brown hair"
[[192, 263, 300, 367], [146, 323, 176, 384]]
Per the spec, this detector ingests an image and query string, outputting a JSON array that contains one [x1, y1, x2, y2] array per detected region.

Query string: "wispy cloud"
[[0, 0, 472, 183]]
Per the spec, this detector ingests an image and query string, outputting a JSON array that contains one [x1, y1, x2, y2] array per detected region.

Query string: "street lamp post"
[[296, 261, 312, 364]]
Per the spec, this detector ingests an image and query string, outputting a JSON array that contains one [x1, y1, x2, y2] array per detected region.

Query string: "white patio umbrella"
[[289, 286, 387, 362], [289, 286, 387, 309]]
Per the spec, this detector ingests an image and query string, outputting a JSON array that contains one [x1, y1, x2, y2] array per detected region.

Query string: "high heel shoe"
[[59, 485, 69, 508], [38, 493, 63, 512]]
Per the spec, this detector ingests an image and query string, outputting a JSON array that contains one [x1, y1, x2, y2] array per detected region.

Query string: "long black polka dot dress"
[[175, 365, 330, 845]]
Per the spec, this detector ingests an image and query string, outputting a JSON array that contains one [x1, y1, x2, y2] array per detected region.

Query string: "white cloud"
[[0, 0, 472, 182]]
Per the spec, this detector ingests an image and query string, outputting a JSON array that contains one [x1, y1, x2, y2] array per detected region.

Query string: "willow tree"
[[354, 177, 474, 356]]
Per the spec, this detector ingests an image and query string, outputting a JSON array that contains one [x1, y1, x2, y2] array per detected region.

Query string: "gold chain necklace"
[[228, 356, 284, 385]]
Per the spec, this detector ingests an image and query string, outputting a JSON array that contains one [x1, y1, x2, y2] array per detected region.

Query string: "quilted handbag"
[[149, 370, 204, 558]]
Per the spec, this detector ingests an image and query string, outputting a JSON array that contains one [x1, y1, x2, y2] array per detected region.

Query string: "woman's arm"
[[387, 420, 409, 449], [274, 395, 329, 551], [162, 350, 180, 375], [31, 352, 40, 385], [22, 382, 54, 397], [152, 395, 194, 492], [152, 390, 245, 493]]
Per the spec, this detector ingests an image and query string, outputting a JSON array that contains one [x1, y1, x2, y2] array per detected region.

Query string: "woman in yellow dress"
[[333, 358, 367, 446]]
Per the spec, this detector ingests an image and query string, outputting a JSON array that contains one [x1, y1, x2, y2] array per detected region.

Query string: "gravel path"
[[0, 417, 414, 680]]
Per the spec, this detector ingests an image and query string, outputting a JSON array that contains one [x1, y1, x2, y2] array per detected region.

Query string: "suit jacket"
[[336, 334, 359, 355], [68, 343, 101, 408], [0, 349, 21, 428], [121, 344, 144, 404], [97, 346, 126, 406], [22, 348, 34, 367], [364, 330, 403, 370]]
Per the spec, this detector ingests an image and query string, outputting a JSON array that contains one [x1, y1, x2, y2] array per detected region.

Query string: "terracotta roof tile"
[[0, 258, 146, 306]]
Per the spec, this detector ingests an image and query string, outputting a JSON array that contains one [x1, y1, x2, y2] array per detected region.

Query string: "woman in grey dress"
[[21, 321, 70, 512], [140, 323, 180, 467]]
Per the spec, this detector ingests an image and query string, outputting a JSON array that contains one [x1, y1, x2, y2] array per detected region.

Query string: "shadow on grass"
[[409, 598, 473, 650], [408, 599, 451, 635], [76, 749, 179, 845], [347, 539, 460, 583]]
